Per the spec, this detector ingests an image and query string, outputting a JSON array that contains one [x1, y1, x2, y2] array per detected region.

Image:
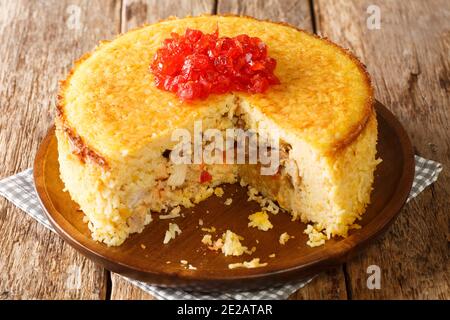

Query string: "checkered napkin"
[[0, 156, 442, 299]]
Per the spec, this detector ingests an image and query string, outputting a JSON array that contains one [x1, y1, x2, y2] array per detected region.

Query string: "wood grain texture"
[[217, 0, 313, 32], [216, 0, 346, 300], [314, 0, 450, 299], [110, 275, 155, 300], [121, 0, 215, 31], [0, 0, 121, 299], [288, 267, 348, 300], [110, 0, 216, 300]]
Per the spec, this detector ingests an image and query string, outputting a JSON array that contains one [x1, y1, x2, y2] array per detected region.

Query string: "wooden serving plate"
[[33, 101, 414, 291]]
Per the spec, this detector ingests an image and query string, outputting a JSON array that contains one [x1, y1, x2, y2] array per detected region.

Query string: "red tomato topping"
[[150, 28, 280, 101], [200, 170, 212, 183]]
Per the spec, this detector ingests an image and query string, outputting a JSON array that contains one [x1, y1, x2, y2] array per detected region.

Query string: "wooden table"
[[0, 0, 448, 300]]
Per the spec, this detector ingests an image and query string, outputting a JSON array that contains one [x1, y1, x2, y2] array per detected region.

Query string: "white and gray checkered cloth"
[[0, 155, 442, 299]]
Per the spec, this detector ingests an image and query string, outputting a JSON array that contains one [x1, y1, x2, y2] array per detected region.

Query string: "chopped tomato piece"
[[200, 170, 212, 183]]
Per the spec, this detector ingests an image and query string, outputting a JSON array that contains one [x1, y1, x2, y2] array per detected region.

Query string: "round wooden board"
[[33, 101, 414, 291]]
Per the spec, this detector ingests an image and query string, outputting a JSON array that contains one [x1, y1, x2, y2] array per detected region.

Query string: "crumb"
[[247, 246, 257, 254], [140, 244, 146, 249], [304, 224, 328, 247], [201, 234, 213, 246], [180, 260, 188, 265], [198, 219, 204, 226], [228, 258, 268, 269], [214, 187, 224, 197], [208, 238, 223, 251], [159, 206, 181, 220], [163, 223, 182, 244], [279, 232, 292, 245], [248, 211, 273, 231], [188, 264, 197, 270], [203, 231, 254, 256], [224, 198, 233, 205], [350, 223, 361, 230], [166, 261, 171, 264], [221, 230, 251, 256], [201, 226, 216, 233], [269, 253, 276, 258]]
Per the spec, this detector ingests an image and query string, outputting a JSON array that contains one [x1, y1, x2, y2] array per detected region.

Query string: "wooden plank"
[[121, 0, 215, 31], [216, 0, 347, 300], [109, 0, 216, 300], [110, 276, 155, 300], [314, 0, 450, 299], [217, 0, 313, 32], [288, 267, 348, 300], [0, 0, 121, 299]]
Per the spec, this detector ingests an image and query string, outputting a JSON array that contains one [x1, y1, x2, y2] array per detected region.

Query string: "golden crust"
[[56, 15, 373, 166], [56, 53, 110, 168]]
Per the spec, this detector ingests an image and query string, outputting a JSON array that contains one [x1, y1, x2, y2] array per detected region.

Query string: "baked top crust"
[[57, 15, 373, 165]]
